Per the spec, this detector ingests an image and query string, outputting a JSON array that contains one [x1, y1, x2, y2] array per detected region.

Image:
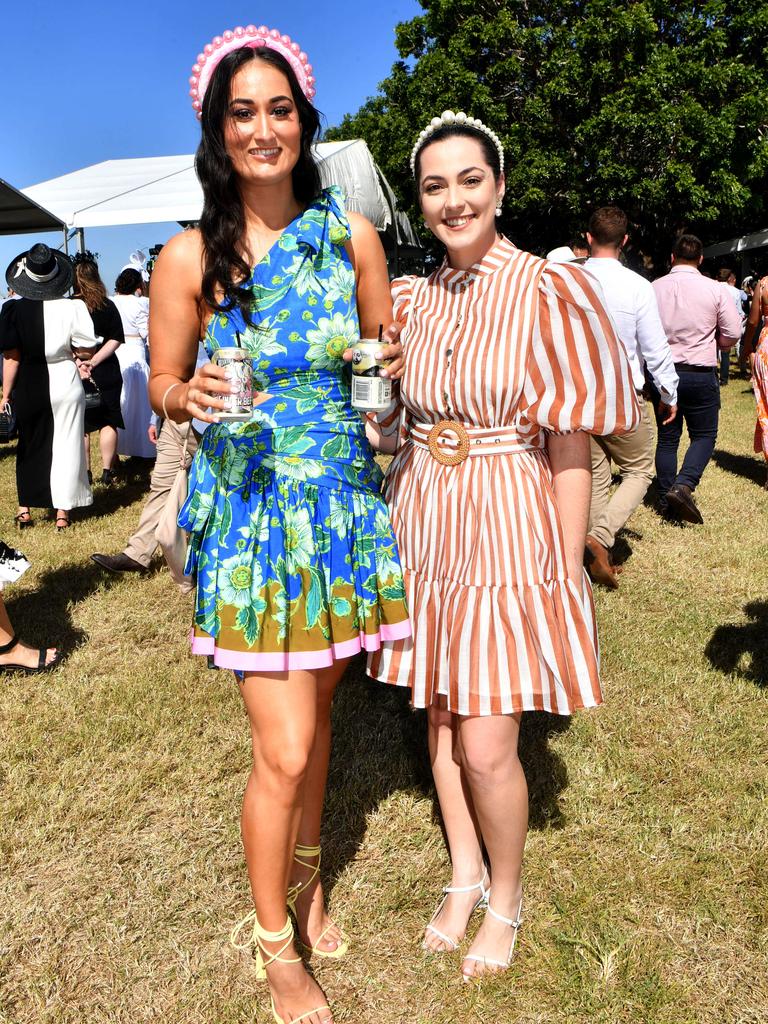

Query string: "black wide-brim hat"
[[5, 242, 73, 300]]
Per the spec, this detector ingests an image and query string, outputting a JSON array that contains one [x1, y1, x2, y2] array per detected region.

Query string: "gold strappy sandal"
[[230, 912, 333, 1024], [287, 843, 349, 960]]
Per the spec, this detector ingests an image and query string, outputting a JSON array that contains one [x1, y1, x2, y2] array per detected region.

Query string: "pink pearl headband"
[[189, 25, 316, 119]]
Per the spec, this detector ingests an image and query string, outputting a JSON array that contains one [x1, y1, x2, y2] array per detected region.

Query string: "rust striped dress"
[[367, 237, 640, 716]]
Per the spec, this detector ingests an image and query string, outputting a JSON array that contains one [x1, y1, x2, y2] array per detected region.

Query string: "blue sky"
[[1, 0, 421, 292]]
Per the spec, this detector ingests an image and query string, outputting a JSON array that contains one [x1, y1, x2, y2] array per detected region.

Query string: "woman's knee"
[[459, 722, 519, 783], [254, 733, 314, 788]]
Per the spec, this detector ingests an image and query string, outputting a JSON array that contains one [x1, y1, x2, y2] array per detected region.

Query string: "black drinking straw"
[[377, 324, 383, 343]]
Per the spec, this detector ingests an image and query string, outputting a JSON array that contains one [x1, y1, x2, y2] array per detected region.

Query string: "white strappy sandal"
[[422, 868, 490, 952], [461, 896, 523, 980]]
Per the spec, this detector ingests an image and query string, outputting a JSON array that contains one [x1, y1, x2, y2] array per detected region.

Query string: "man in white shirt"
[[716, 268, 747, 385], [582, 207, 679, 588]]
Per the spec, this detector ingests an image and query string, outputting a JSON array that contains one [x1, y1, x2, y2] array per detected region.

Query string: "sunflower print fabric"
[[179, 187, 411, 671]]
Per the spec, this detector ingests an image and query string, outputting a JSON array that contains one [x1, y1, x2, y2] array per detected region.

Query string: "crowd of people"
[[1, 20, 767, 1024], [0, 248, 155, 525]]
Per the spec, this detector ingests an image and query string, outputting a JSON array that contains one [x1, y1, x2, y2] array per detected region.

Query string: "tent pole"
[[77, 228, 85, 254], [62, 228, 69, 256]]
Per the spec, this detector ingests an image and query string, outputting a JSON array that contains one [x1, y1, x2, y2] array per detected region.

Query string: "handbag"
[[155, 427, 194, 594], [83, 381, 103, 412], [0, 401, 17, 443]]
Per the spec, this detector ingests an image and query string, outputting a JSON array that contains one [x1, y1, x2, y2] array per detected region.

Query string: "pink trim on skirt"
[[190, 619, 412, 672]]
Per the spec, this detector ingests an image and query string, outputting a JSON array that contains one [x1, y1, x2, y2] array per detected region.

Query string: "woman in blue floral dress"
[[148, 31, 408, 1024]]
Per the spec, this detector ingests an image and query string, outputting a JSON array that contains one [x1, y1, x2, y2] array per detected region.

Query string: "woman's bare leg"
[[239, 666, 344, 1024], [99, 426, 118, 472], [0, 595, 56, 668], [289, 664, 347, 953], [458, 714, 527, 978], [423, 702, 486, 952]]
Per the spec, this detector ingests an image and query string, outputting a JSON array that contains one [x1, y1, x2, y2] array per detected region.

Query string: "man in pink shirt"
[[651, 234, 742, 523]]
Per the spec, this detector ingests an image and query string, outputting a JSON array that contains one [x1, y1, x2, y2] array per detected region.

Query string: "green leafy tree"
[[327, 1, 768, 270]]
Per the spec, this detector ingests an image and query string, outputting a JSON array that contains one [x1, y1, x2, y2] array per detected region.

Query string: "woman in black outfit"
[[0, 243, 98, 530], [72, 257, 125, 484]]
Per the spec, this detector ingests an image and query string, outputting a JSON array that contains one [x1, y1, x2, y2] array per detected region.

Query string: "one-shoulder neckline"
[[248, 206, 306, 279]]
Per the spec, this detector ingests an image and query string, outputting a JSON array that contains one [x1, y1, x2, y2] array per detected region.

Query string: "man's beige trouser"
[[588, 401, 655, 550], [124, 419, 199, 567]]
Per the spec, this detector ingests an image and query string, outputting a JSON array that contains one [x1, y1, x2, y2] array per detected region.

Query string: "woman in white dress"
[[112, 268, 155, 459], [0, 244, 98, 530]]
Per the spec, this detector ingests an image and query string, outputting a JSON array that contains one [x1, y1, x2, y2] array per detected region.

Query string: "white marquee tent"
[[14, 140, 419, 269], [704, 229, 768, 260]]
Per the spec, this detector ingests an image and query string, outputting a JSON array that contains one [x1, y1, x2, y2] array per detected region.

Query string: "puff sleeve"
[[520, 262, 640, 436], [69, 298, 100, 351], [391, 275, 416, 325]]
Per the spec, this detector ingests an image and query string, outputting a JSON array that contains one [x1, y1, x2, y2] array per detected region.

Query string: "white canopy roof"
[[0, 177, 65, 235], [20, 140, 418, 246], [704, 228, 768, 258]]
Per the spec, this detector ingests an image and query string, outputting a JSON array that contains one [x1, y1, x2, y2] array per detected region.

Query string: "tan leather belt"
[[409, 421, 543, 466]]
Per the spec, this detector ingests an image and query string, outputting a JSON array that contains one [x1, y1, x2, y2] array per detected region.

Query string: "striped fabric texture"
[[368, 238, 640, 716]]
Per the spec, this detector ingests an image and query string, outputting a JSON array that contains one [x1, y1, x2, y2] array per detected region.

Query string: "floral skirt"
[[179, 447, 411, 672], [753, 329, 768, 461]]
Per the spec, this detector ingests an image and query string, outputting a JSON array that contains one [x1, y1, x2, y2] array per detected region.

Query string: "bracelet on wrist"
[[161, 382, 184, 420]]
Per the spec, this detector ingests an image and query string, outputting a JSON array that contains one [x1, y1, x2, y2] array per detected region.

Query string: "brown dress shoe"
[[584, 535, 620, 590], [90, 552, 147, 574], [665, 484, 703, 525]]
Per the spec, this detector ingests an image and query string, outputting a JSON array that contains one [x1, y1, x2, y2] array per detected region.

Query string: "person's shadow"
[[519, 712, 571, 828], [320, 661, 571, 894], [79, 460, 154, 521], [611, 527, 642, 570], [3, 559, 122, 659], [705, 601, 768, 688], [711, 449, 765, 487]]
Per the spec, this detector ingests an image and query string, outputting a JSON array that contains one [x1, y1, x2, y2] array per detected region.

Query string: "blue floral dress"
[[179, 188, 411, 671]]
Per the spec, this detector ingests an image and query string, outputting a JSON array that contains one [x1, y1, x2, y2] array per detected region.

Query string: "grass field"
[[1, 380, 766, 1024]]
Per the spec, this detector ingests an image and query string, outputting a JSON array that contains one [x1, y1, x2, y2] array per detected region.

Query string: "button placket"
[[444, 275, 470, 414]]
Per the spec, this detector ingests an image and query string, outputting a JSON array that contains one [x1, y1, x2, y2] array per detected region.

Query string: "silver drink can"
[[350, 341, 393, 412], [213, 347, 253, 422]]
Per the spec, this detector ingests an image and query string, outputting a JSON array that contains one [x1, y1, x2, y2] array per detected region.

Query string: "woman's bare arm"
[[147, 230, 231, 423], [346, 212, 404, 380], [345, 213, 404, 451], [548, 431, 592, 593], [88, 338, 121, 369], [742, 279, 763, 359], [0, 352, 19, 410]]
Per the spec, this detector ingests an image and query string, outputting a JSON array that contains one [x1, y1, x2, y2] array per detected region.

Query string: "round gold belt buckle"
[[426, 419, 470, 466]]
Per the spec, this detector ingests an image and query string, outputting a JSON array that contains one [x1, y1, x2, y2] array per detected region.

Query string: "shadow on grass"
[[4, 559, 122, 660], [322, 665, 572, 894], [611, 527, 642, 569], [705, 600, 768, 688], [78, 460, 154, 523], [322, 661, 431, 890], [711, 448, 765, 487], [519, 712, 571, 829]]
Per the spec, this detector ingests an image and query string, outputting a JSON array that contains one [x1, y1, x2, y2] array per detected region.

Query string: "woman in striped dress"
[[743, 275, 768, 486], [367, 113, 639, 979]]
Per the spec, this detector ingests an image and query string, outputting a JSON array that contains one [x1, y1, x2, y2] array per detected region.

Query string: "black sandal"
[[0, 634, 60, 675], [14, 511, 32, 529], [55, 515, 70, 531]]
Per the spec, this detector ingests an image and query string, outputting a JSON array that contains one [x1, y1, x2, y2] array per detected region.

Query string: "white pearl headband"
[[410, 110, 505, 176]]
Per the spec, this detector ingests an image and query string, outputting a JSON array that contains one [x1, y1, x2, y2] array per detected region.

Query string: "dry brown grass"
[[1, 379, 766, 1024]]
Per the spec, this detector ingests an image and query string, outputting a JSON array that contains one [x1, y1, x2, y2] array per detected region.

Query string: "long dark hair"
[[115, 268, 143, 295], [73, 258, 108, 313], [196, 47, 322, 324]]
